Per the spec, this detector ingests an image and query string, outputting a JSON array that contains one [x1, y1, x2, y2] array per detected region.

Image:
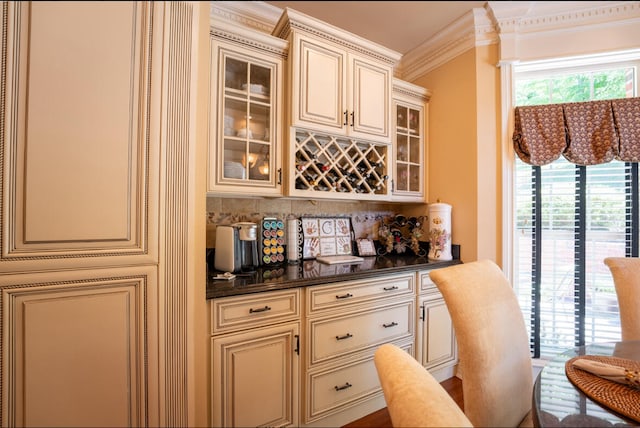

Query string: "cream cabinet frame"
[[391, 79, 431, 202], [273, 8, 401, 145], [291, 34, 393, 142], [415, 270, 458, 381], [208, 22, 286, 196]]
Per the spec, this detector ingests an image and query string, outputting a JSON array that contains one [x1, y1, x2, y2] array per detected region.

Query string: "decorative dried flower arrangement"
[[376, 214, 427, 257]]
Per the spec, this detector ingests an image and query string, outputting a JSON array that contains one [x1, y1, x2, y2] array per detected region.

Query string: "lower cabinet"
[[208, 269, 458, 427], [303, 273, 415, 426], [210, 289, 301, 427], [415, 270, 458, 381]]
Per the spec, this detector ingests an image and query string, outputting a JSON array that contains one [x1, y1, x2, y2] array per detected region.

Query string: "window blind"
[[516, 158, 636, 358]]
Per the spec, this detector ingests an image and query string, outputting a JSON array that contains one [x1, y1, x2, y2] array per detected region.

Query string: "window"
[[513, 53, 640, 358]]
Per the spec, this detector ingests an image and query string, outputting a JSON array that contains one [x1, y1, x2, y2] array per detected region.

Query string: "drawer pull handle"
[[383, 286, 398, 291], [334, 382, 352, 391], [336, 293, 353, 299], [383, 322, 398, 328], [336, 333, 353, 341], [249, 306, 271, 313]]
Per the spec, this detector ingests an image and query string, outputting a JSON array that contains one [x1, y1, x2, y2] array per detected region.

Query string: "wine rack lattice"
[[293, 129, 389, 196]]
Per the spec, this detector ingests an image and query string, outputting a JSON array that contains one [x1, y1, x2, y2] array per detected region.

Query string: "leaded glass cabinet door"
[[208, 36, 283, 196], [391, 80, 429, 202]]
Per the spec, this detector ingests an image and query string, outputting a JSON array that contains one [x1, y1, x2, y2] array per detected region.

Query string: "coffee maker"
[[214, 222, 259, 273]]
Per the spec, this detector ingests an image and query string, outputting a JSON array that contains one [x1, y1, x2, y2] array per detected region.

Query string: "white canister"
[[428, 202, 452, 261]]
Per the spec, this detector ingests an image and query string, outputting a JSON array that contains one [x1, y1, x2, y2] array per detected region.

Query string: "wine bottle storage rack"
[[292, 129, 390, 198]]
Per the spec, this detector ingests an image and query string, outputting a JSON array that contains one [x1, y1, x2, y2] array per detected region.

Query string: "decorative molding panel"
[[160, 1, 199, 426], [0, 2, 159, 264], [0, 267, 158, 427], [211, 19, 287, 59]]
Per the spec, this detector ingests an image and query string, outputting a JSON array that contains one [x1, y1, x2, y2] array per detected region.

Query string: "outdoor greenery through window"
[[513, 55, 639, 359]]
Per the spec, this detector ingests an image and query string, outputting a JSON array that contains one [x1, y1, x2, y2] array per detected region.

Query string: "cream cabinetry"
[[391, 79, 430, 202], [303, 273, 415, 426], [210, 289, 301, 427], [208, 21, 286, 196], [273, 8, 400, 144], [0, 2, 200, 425], [416, 270, 458, 381]]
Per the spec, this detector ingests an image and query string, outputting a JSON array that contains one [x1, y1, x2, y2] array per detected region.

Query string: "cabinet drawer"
[[307, 273, 414, 314], [305, 341, 412, 423], [210, 289, 300, 334], [418, 269, 440, 295], [308, 299, 413, 365]]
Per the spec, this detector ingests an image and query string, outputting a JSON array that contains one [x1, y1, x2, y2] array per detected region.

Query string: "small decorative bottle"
[[428, 202, 452, 261]]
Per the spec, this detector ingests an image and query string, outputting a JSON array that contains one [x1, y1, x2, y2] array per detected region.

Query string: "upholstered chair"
[[429, 260, 533, 428], [604, 257, 640, 340], [374, 343, 473, 428]]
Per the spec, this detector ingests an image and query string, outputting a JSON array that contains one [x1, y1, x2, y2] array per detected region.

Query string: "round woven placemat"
[[565, 355, 640, 423]]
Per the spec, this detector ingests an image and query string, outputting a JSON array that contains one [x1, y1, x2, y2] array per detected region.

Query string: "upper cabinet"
[[273, 8, 401, 144], [208, 21, 287, 196], [391, 79, 430, 202]]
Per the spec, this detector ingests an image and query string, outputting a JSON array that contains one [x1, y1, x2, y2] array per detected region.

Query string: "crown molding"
[[398, 7, 496, 82], [210, 1, 281, 34], [272, 7, 401, 66], [398, 1, 640, 81], [211, 1, 640, 82]]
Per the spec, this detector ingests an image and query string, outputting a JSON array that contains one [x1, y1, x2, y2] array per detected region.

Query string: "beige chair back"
[[604, 257, 640, 340], [429, 260, 533, 428], [374, 343, 473, 428]]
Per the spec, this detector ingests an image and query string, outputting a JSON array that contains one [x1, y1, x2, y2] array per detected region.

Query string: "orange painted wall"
[[412, 43, 501, 264]]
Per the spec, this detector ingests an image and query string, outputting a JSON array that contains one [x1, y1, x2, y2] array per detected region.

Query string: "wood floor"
[[342, 376, 464, 428]]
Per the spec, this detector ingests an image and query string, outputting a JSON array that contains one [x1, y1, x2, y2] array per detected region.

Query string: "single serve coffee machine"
[[214, 222, 259, 273]]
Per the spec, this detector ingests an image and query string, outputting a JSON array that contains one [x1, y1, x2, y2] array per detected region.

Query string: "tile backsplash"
[[206, 196, 425, 248]]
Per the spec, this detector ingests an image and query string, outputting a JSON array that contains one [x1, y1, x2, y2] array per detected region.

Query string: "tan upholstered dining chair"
[[604, 257, 640, 340], [374, 343, 473, 428], [429, 260, 534, 428]]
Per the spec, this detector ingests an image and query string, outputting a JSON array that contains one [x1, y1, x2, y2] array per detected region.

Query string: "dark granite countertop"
[[206, 254, 461, 299]]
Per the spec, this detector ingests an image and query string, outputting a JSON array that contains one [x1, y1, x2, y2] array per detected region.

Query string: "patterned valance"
[[513, 97, 640, 166]]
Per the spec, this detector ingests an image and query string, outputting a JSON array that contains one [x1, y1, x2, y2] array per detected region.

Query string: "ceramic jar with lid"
[[427, 202, 452, 261]]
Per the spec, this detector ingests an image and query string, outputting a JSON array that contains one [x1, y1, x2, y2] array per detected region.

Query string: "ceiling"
[[263, 1, 487, 55]]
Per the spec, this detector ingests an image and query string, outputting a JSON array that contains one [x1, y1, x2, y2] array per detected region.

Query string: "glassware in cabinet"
[[391, 79, 429, 202], [209, 35, 284, 196]]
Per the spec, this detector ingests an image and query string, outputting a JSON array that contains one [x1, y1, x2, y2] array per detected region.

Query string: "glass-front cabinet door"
[[209, 37, 283, 195], [391, 79, 429, 202]]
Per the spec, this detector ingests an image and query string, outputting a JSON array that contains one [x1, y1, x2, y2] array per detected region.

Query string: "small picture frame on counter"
[[356, 238, 377, 256]]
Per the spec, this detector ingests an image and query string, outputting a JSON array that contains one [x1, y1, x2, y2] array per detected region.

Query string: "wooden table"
[[533, 340, 640, 427]]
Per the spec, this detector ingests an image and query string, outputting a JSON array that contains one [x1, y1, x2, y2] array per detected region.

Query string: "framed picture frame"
[[356, 238, 377, 257], [301, 217, 353, 259]]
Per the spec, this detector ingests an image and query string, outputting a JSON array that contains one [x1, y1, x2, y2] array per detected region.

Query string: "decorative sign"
[[301, 217, 353, 259]]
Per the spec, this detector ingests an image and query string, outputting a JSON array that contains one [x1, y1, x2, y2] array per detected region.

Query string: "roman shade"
[[513, 97, 640, 166]]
